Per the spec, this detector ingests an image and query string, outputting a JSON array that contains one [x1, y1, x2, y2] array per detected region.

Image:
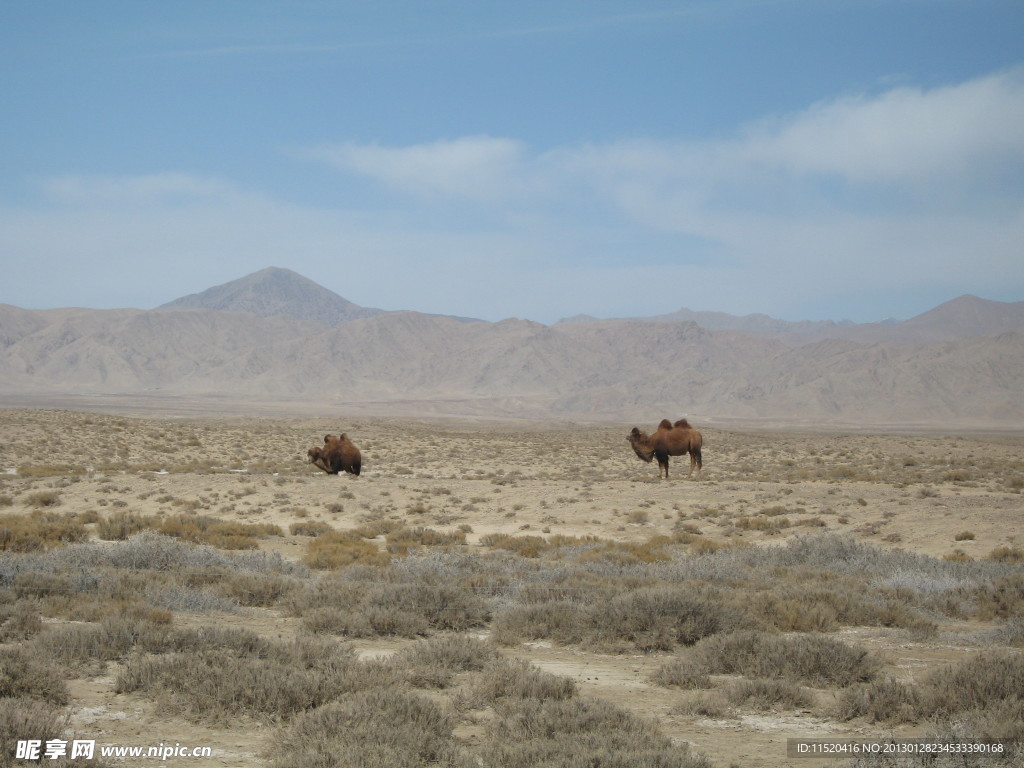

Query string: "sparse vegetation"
[[0, 409, 1021, 767]]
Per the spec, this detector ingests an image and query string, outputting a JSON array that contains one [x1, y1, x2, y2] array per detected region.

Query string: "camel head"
[[307, 447, 323, 464], [627, 427, 655, 463]]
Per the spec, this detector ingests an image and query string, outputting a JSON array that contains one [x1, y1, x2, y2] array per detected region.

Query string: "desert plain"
[[1, 405, 1022, 767]]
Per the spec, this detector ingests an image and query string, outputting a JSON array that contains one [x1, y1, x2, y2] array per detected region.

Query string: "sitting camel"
[[307, 433, 361, 476], [627, 419, 702, 479]]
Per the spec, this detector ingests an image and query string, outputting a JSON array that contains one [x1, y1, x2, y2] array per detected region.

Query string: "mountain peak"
[[157, 267, 384, 326], [903, 294, 1024, 336]]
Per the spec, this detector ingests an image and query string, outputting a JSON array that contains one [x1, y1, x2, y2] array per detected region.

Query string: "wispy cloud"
[[305, 136, 530, 200], [39, 172, 242, 207], [310, 67, 1024, 210]]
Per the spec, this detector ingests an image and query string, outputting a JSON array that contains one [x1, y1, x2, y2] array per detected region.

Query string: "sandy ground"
[[1, 407, 1022, 767]]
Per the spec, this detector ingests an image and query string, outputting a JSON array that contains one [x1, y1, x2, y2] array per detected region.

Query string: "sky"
[[1, 0, 1022, 325]]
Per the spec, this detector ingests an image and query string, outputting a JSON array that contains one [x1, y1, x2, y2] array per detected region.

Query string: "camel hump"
[[674, 419, 692, 429], [657, 419, 673, 430]]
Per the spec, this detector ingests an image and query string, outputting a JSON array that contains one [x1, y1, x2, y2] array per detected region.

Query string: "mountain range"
[[1, 267, 1022, 427]]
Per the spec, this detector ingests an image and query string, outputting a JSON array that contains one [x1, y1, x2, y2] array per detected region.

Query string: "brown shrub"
[[386, 526, 467, 554], [989, 546, 1024, 564], [288, 521, 333, 537], [0, 512, 88, 552], [97, 511, 155, 540], [304, 531, 390, 569]]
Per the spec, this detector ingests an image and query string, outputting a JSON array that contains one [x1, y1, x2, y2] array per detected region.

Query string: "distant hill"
[[571, 295, 1024, 347], [157, 267, 386, 326], [1, 296, 1022, 427], [896, 294, 1024, 342], [2, 270, 1022, 426], [641, 308, 848, 338]]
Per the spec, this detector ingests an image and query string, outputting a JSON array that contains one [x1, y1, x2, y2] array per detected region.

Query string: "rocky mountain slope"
[[157, 267, 386, 326]]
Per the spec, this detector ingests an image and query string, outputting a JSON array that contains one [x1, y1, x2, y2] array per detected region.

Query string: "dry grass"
[[303, 530, 391, 569], [0, 511, 89, 552]]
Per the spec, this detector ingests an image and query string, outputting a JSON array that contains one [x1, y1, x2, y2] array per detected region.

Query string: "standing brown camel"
[[627, 419, 702, 479]]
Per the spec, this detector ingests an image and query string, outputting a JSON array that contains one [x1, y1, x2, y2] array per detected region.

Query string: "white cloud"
[[736, 67, 1024, 185], [306, 136, 529, 200]]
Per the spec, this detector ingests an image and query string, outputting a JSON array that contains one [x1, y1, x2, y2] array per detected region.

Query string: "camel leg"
[[655, 450, 669, 479], [690, 448, 703, 479]]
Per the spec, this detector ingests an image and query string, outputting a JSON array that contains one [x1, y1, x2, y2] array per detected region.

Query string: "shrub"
[[268, 688, 467, 768], [289, 579, 490, 637], [835, 677, 921, 723], [0, 697, 71, 767], [0, 512, 88, 551], [648, 659, 713, 690], [22, 491, 63, 508], [918, 651, 1024, 718], [390, 634, 499, 690], [0, 647, 69, 705], [97, 511, 155, 540], [157, 514, 283, 550], [17, 465, 84, 478], [304, 531, 390, 569], [585, 586, 746, 651], [0, 601, 43, 641], [116, 636, 392, 723], [480, 697, 711, 768], [32, 616, 172, 668], [724, 678, 814, 711], [459, 658, 577, 709], [989, 546, 1024, 564], [691, 630, 879, 686], [289, 521, 333, 537], [395, 634, 498, 674], [494, 585, 751, 652], [491, 600, 585, 646], [217, 572, 299, 607], [386, 526, 466, 554]]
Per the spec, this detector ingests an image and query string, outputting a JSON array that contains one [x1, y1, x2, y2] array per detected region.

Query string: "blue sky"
[[1, 0, 1022, 324]]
